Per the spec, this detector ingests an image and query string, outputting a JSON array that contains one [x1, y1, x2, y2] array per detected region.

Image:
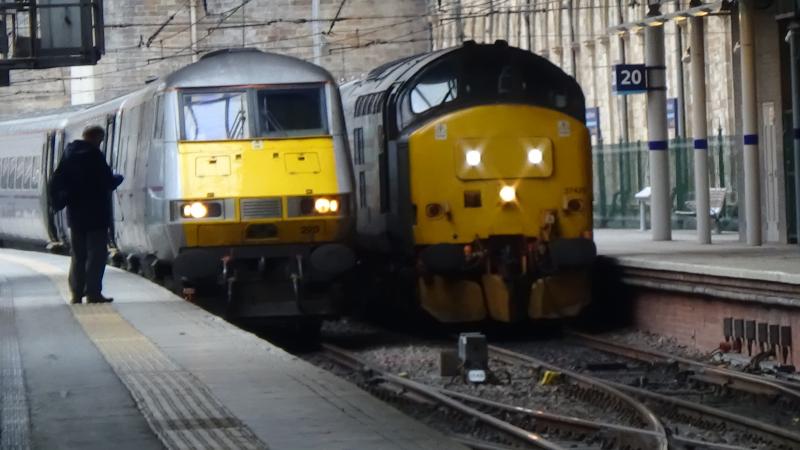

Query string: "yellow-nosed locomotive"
[[0, 48, 355, 322], [341, 41, 595, 323]]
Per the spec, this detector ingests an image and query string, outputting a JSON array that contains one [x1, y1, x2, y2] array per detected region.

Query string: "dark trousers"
[[69, 228, 108, 299]]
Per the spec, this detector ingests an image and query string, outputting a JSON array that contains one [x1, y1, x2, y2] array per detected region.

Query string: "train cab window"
[[153, 95, 164, 139], [255, 86, 327, 137], [181, 91, 249, 141], [409, 63, 458, 115]]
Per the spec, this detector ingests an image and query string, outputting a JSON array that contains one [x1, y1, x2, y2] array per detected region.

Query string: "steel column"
[[739, 0, 761, 245], [646, 20, 671, 241], [789, 22, 800, 244], [189, 0, 198, 62], [312, 0, 322, 65], [617, 0, 630, 144], [690, 13, 711, 244]]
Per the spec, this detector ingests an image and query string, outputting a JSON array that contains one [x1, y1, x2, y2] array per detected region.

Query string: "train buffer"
[[0, 248, 466, 450]]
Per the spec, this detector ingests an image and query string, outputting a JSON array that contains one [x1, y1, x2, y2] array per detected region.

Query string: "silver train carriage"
[[0, 48, 356, 320]]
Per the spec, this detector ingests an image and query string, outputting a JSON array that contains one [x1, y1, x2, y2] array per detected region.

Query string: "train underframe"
[[163, 243, 356, 323], [385, 232, 595, 324]]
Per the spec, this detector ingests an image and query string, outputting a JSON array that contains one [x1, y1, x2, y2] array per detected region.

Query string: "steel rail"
[[446, 392, 752, 450], [569, 331, 800, 400], [320, 343, 566, 450], [490, 345, 800, 449], [440, 389, 663, 450], [448, 435, 518, 450], [484, 345, 669, 450]]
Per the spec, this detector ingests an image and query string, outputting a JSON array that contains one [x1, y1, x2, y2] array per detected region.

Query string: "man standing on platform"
[[51, 125, 124, 304]]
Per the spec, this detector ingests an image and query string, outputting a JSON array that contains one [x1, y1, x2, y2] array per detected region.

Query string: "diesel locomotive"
[[341, 40, 595, 323], [0, 48, 355, 321]]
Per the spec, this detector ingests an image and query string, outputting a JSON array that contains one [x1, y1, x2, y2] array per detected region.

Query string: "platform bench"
[[676, 187, 727, 234]]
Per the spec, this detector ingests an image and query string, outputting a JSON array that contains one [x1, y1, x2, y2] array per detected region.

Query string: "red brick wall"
[[631, 290, 800, 367]]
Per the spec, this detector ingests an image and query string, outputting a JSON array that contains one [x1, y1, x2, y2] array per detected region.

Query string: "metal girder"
[[0, 0, 104, 85]]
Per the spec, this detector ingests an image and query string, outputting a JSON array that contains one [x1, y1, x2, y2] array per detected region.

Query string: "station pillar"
[[690, 7, 711, 244], [739, 0, 762, 245], [645, 7, 671, 241], [789, 21, 800, 245]]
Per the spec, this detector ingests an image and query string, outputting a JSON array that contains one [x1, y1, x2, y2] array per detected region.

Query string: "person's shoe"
[[86, 295, 113, 304], [69, 297, 83, 305]]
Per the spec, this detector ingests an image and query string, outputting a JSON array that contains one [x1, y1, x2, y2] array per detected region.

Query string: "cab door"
[[42, 131, 59, 242], [103, 113, 119, 248], [50, 129, 68, 243]]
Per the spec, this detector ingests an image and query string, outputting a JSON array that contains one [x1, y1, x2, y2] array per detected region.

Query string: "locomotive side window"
[[255, 87, 327, 137], [15, 157, 24, 189], [153, 95, 164, 139], [32, 156, 40, 190], [409, 63, 458, 114], [181, 91, 249, 141], [353, 128, 364, 165]]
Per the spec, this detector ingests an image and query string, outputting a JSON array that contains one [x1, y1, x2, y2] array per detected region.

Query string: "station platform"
[[595, 228, 800, 286], [593, 228, 800, 367], [0, 249, 464, 450]]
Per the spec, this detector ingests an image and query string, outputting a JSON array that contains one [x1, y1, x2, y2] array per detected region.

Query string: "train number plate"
[[300, 224, 322, 235]]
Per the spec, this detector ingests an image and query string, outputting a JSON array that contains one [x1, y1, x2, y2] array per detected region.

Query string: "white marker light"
[[528, 148, 543, 165], [329, 199, 339, 213], [499, 186, 516, 203], [466, 150, 482, 167], [188, 202, 208, 219], [315, 198, 331, 213]]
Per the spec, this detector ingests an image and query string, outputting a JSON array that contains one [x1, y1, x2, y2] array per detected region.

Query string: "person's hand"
[[112, 174, 124, 188]]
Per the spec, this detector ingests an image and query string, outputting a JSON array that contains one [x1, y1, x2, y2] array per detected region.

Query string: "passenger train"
[[341, 40, 596, 324], [0, 48, 356, 321]]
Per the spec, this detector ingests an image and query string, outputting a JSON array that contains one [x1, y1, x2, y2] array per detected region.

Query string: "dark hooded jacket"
[[50, 140, 123, 231]]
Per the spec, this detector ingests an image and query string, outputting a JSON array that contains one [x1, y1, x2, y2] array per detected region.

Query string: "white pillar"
[[646, 20, 671, 241], [789, 22, 800, 244], [189, 0, 198, 62], [690, 14, 711, 244], [70, 66, 95, 106], [739, 0, 761, 245], [312, 0, 322, 65]]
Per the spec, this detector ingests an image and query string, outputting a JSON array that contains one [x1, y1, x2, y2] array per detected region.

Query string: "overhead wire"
[[0, 0, 695, 94]]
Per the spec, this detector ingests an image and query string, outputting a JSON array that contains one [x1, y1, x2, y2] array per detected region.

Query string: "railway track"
[[491, 344, 800, 449], [320, 342, 669, 450], [306, 321, 800, 449], [568, 331, 800, 402]]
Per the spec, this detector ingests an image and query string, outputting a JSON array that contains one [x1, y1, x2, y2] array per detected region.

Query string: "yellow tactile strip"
[[0, 253, 268, 450], [0, 276, 32, 450]]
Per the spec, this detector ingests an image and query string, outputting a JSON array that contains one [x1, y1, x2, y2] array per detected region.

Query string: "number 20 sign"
[[612, 64, 648, 95]]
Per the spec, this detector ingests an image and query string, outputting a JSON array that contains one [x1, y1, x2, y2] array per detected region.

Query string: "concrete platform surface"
[[595, 229, 800, 285], [0, 249, 465, 450]]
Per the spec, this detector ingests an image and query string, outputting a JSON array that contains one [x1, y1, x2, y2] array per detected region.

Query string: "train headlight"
[[466, 150, 482, 167], [528, 148, 543, 165], [289, 195, 348, 217], [314, 198, 331, 214], [174, 200, 224, 220], [186, 202, 208, 218], [499, 186, 516, 203]]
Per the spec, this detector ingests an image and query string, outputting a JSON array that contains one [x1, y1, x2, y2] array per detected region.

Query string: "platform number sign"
[[585, 107, 600, 136], [612, 64, 648, 95]]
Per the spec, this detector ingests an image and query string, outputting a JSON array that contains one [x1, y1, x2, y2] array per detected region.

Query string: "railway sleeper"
[[665, 408, 790, 449]]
